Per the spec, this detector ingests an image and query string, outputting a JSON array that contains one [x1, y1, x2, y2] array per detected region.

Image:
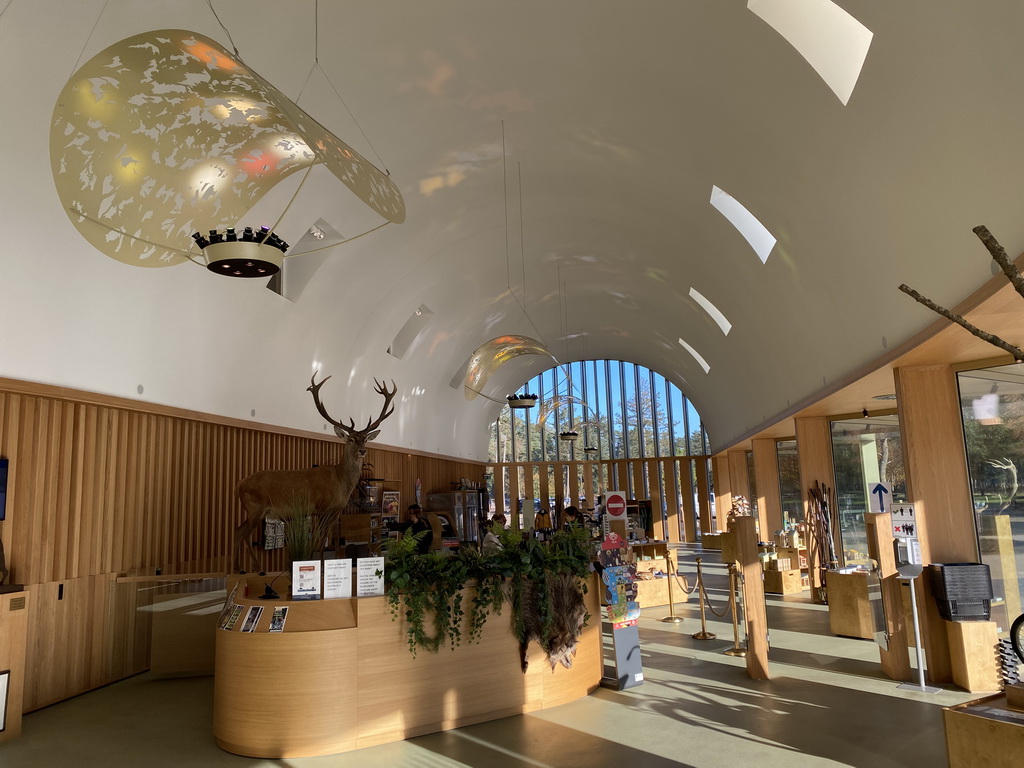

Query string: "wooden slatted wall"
[[489, 456, 714, 539], [0, 378, 485, 711]]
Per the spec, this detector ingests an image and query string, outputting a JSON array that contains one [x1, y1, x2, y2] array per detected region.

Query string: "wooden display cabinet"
[[631, 542, 686, 608], [763, 567, 803, 595], [944, 692, 1024, 767]]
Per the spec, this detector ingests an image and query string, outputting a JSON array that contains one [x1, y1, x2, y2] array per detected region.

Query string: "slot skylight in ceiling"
[[678, 338, 711, 374], [710, 186, 777, 264], [748, 0, 873, 106], [689, 287, 732, 336]]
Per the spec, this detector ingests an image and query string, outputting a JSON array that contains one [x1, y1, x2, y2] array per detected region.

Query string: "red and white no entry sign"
[[606, 491, 627, 517]]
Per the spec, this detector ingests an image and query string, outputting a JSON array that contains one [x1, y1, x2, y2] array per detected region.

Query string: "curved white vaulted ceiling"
[[4, 1, 1024, 462]]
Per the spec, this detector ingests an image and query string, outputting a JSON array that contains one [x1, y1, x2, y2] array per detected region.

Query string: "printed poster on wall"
[[292, 559, 322, 601], [324, 558, 353, 599], [357, 557, 385, 597]]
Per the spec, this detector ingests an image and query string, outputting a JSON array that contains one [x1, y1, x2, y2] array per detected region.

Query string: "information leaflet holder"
[[892, 503, 940, 694], [599, 532, 644, 690]]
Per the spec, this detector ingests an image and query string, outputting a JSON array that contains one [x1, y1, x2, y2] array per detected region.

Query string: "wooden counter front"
[[213, 574, 601, 758]]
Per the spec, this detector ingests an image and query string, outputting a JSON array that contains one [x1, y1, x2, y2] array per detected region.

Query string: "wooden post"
[[649, 459, 665, 540], [678, 459, 696, 542], [865, 512, 912, 681], [664, 459, 682, 543], [711, 455, 732, 531], [508, 464, 520, 530], [732, 515, 769, 680], [695, 458, 712, 538], [582, 462, 595, 513], [752, 438, 782, 538], [795, 416, 835, 522], [895, 363, 978, 684]]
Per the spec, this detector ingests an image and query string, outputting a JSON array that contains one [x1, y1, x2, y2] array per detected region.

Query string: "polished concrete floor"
[[1, 546, 978, 767]]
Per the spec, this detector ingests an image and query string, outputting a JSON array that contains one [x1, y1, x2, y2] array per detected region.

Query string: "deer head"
[[308, 372, 397, 456]]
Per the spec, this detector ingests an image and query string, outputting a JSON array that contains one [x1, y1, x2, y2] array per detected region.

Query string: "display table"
[[944, 692, 1024, 767], [213, 573, 601, 758]]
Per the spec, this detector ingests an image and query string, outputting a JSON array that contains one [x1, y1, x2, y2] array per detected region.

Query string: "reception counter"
[[213, 573, 602, 758]]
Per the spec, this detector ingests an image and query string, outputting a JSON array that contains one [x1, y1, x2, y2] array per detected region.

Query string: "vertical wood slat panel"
[[680, 459, 697, 542], [664, 459, 681, 543]]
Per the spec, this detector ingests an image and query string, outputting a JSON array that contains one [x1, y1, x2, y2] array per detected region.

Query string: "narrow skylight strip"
[[710, 186, 776, 264], [748, 0, 873, 106], [678, 338, 711, 374], [689, 287, 732, 336]]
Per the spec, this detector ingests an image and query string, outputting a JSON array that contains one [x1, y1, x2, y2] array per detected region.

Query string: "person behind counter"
[[407, 503, 434, 555], [562, 506, 581, 529], [482, 512, 506, 553]]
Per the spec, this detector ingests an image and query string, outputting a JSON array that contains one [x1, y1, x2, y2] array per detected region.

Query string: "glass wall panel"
[[830, 414, 905, 565], [776, 439, 803, 523], [493, 360, 709, 475], [958, 363, 1024, 631]]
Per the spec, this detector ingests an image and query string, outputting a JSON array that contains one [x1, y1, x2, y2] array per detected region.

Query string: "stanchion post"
[[724, 564, 746, 657], [692, 556, 717, 640], [660, 548, 683, 624]]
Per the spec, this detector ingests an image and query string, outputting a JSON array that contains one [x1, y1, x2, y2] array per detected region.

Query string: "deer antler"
[[307, 372, 397, 437], [308, 372, 346, 428], [362, 378, 397, 434]]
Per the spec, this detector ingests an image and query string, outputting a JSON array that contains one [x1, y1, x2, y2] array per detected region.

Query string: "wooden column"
[[732, 515, 769, 680], [507, 464, 520, 530], [664, 459, 683, 543], [795, 416, 834, 523], [582, 462, 594, 512], [522, 465, 535, 519], [700, 456, 716, 536], [727, 450, 750, 502], [494, 468, 506, 517], [865, 512, 912, 681], [796, 416, 838, 582], [679, 460, 697, 542], [539, 464, 551, 513], [569, 461, 580, 510], [752, 438, 782, 538], [895, 363, 977, 684], [553, 463, 565, 511], [649, 460, 665, 540], [711, 455, 732, 528]]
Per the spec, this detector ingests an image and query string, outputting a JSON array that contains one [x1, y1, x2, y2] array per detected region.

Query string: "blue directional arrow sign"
[[869, 482, 892, 515]]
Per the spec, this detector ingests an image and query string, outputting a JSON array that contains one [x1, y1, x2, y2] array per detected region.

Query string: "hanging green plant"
[[381, 523, 591, 670]]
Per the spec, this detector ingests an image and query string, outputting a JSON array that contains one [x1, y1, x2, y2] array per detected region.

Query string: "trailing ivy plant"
[[381, 523, 592, 669]]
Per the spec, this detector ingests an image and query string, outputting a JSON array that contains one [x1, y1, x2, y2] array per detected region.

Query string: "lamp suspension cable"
[[65, 0, 109, 82], [206, 0, 241, 57]]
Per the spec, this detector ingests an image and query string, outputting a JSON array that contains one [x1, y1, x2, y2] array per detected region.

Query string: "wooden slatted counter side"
[[213, 573, 601, 758]]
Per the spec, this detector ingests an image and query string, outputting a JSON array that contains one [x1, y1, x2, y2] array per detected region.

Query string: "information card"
[[291, 559, 322, 601], [356, 557, 385, 597], [324, 558, 353, 599]]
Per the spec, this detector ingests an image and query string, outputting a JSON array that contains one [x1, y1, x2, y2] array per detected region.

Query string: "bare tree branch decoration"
[[899, 226, 1024, 363]]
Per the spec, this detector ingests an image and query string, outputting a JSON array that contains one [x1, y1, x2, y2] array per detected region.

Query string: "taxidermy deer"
[[232, 373, 397, 572]]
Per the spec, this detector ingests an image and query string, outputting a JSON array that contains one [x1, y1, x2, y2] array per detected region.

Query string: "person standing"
[[408, 504, 433, 554]]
